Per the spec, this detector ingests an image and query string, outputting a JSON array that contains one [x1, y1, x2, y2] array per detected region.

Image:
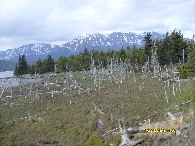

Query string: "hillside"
[[0, 69, 195, 145], [0, 60, 16, 71]]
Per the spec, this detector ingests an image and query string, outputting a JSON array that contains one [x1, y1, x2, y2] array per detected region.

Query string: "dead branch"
[[175, 100, 192, 107]]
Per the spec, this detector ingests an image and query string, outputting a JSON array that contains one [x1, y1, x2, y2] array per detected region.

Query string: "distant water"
[[0, 71, 14, 78], [0, 71, 43, 88]]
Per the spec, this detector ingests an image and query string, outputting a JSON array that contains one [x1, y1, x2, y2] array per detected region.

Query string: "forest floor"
[[0, 71, 195, 146]]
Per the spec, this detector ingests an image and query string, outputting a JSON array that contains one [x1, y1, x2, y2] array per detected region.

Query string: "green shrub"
[[178, 53, 195, 79], [189, 87, 195, 104], [112, 135, 122, 146], [177, 64, 189, 79], [85, 133, 108, 146]]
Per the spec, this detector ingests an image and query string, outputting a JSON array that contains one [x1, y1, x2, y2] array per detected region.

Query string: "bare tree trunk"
[[99, 75, 100, 91], [0, 88, 5, 99], [118, 118, 144, 146], [164, 87, 169, 103], [167, 79, 170, 88], [11, 90, 12, 98], [183, 49, 185, 64], [173, 82, 175, 96], [51, 90, 54, 98], [179, 80, 181, 93], [36, 89, 38, 98], [110, 112, 113, 122], [29, 83, 32, 95]]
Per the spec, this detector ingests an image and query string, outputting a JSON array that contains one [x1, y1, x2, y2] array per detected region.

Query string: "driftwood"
[[0, 88, 5, 99], [118, 118, 144, 146], [167, 112, 176, 120], [91, 102, 105, 115], [112, 112, 186, 146], [175, 100, 192, 107], [126, 112, 184, 139]]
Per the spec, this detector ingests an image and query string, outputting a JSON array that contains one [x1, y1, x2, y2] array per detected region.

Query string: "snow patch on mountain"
[[0, 31, 165, 62], [107, 42, 112, 46], [123, 36, 128, 42], [51, 41, 68, 47]]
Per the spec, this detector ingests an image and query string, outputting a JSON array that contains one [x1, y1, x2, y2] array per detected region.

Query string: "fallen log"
[[118, 118, 144, 146], [167, 112, 176, 120], [175, 100, 192, 107], [91, 102, 105, 115], [126, 112, 185, 139], [0, 88, 5, 99]]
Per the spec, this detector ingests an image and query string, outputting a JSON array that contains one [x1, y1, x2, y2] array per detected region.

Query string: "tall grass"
[[0, 72, 194, 145]]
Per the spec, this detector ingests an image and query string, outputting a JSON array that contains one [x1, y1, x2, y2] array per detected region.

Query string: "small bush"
[[85, 133, 108, 146], [189, 87, 195, 104], [178, 53, 195, 79], [177, 64, 189, 79], [112, 135, 121, 146]]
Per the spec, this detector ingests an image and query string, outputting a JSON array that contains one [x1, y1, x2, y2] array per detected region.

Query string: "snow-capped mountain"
[[62, 32, 163, 52], [0, 32, 164, 63], [0, 43, 73, 63]]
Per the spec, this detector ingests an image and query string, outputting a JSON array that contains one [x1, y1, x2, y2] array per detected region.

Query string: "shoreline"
[[0, 77, 43, 88], [0, 72, 58, 88]]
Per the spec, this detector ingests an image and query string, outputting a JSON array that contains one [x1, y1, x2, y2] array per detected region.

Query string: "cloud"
[[0, 0, 194, 51]]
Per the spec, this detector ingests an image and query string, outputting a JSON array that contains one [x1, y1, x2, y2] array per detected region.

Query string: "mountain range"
[[0, 32, 164, 65]]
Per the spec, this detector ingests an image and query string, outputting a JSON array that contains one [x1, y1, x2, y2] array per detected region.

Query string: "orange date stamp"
[[144, 129, 176, 133]]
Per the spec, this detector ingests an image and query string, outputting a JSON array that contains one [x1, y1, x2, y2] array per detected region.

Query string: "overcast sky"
[[0, 0, 194, 51]]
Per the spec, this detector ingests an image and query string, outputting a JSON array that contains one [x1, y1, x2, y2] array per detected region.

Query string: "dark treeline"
[[14, 29, 195, 78], [14, 54, 55, 75]]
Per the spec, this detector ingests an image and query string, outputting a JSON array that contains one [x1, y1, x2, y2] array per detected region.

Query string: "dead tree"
[[0, 88, 5, 99], [118, 118, 144, 146], [164, 86, 169, 103]]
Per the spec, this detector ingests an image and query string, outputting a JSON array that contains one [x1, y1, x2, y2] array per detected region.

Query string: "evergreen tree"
[[21, 55, 28, 74], [14, 55, 28, 75], [99, 51, 107, 68], [125, 46, 132, 58], [27, 64, 35, 75], [38, 55, 55, 73], [57, 56, 67, 71], [169, 29, 188, 64], [42, 59, 47, 73], [156, 38, 167, 65], [144, 33, 153, 60], [106, 49, 115, 59], [74, 55, 83, 71], [178, 52, 195, 78], [82, 46, 90, 70], [18, 55, 22, 75], [36, 58, 43, 74], [119, 47, 126, 62], [90, 49, 101, 66], [13, 64, 19, 76], [47, 54, 55, 72], [66, 55, 75, 71]]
